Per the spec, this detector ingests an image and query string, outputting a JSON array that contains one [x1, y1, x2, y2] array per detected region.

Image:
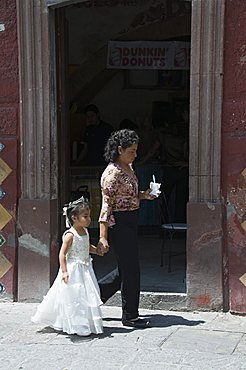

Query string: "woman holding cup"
[[97, 129, 158, 328], [149, 175, 161, 197]]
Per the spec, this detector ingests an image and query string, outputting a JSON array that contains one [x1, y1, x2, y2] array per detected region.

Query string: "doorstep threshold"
[[141, 291, 187, 296], [105, 291, 188, 311]]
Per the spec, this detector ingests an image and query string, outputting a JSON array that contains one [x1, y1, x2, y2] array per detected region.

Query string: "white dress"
[[31, 227, 103, 336]]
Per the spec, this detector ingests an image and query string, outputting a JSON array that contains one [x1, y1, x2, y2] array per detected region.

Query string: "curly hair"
[[63, 196, 90, 227], [104, 129, 139, 163]]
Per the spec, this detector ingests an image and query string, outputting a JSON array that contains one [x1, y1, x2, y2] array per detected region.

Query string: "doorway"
[[56, 0, 191, 294], [17, 0, 225, 308]]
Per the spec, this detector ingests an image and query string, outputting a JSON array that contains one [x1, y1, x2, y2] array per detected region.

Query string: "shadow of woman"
[[141, 313, 205, 328], [37, 314, 204, 340], [103, 314, 205, 329]]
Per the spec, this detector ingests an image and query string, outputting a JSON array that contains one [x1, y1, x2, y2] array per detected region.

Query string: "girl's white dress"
[[31, 227, 103, 336]]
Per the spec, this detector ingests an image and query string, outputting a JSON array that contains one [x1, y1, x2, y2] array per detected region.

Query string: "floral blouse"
[[99, 162, 140, 226]]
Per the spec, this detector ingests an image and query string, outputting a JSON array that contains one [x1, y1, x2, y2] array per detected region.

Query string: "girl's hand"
[[90, 244, 104, 256], [62, 272, 69, 283], [97, 237, 110, 254], [96, 245, 105, 256]]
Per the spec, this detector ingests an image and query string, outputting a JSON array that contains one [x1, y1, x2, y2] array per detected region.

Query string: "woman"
[[97, 129, 156, 328]]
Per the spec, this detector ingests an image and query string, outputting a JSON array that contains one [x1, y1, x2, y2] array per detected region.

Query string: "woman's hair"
[[63, 196, 90, 227], [104, 129, 139, 163]]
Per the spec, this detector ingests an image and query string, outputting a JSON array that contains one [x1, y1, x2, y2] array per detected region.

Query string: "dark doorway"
[[55, 0, 191, 294]]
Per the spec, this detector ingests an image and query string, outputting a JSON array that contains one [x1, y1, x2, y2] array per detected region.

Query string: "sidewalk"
[[1, 302, 246, 370]]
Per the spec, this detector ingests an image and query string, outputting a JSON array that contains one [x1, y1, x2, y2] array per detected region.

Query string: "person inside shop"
[[160, 104, 189, 223], [76, 104, 114, 165], [97, 129, 157, 328]]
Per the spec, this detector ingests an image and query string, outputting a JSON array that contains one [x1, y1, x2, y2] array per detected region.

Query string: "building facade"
[[0, 0, 245, 312]]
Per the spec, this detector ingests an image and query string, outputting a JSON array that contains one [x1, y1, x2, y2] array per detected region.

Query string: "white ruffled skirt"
[[31, 258, 103, 336]]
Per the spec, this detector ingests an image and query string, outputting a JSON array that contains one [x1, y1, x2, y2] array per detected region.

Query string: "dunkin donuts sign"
[[107, 41, 190, 70]]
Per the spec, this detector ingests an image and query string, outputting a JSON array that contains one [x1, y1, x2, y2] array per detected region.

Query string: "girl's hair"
[[104, 129, 139, 163], [63, 196, 90, 227]]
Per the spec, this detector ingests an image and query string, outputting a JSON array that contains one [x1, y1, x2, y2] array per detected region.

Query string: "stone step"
[[105, 291, 187, 311]]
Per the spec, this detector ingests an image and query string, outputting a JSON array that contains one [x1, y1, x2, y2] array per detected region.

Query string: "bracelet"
[[99, 236, 107, 239]]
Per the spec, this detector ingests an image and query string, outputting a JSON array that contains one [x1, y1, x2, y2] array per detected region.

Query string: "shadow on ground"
[[103, 314, 205, 328], [37, 324, 134, 341]]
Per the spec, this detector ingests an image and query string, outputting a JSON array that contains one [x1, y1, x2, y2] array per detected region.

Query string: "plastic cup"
[[149, 181, 161, 197]]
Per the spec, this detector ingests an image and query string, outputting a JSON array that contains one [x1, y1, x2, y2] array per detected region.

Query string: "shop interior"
[[59, 0, 191, 293]]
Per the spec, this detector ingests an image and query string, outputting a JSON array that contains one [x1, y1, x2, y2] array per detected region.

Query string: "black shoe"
[[122, 318, 151, 328]]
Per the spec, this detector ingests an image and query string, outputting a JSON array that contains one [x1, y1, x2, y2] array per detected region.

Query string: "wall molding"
[[189, 0, 225, 202], [17, 0, 57, 199]]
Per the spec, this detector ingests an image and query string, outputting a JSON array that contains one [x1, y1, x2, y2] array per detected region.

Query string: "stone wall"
[[0, 0, 19, 299], [222, 0, 246, 313]]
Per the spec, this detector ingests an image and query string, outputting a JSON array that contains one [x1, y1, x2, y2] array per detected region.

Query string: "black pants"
[[99, 210, 140, 321]]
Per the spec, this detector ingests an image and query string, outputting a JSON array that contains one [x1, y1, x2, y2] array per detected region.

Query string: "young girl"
[[32, 197, 104, 336]]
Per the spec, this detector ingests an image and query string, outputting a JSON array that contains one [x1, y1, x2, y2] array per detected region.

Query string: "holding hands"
[[97, 237, 110, 256]]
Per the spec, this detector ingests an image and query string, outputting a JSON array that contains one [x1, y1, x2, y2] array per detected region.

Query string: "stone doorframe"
[[16, 0, 226, 309]]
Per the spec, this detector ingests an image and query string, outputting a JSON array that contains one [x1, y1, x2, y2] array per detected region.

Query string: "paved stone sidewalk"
[[1, 302, 246, 370]]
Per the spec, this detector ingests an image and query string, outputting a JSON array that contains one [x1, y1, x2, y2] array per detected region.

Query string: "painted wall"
[[222, 0, 246, 312], [0, 0, 19, 299]]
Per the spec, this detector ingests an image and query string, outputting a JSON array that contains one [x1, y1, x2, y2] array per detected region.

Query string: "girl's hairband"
[[62, 196, 88, 228], [62, 206, 71, 228]]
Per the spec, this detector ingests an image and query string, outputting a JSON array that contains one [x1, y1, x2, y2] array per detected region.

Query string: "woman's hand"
[[62, 272, 69, 283], [96, 245, 105, 256], [97, 237, 110, 254], [140, 189, 158, 200]]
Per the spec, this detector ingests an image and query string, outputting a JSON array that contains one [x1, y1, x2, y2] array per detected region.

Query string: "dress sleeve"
[[98, 168, 118, 226]]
